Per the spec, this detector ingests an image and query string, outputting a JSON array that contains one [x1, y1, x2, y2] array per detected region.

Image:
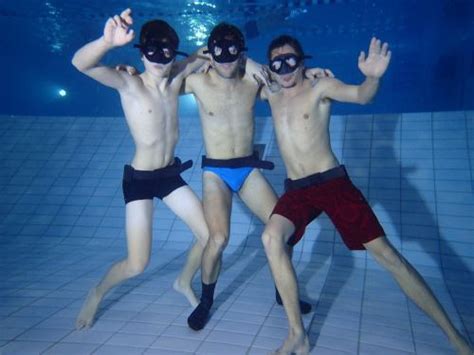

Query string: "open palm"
[[358, 37, 391, 79], [103, 8, 135, 47]]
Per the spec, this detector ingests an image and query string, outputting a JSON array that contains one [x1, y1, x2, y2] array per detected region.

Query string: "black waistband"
[[201, 150, 274, 170], [123, 158, 193, 182], [284, 165, 347, 191]]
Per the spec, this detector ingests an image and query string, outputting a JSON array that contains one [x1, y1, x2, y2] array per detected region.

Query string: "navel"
[[209, 111, 214, 116], [148, 109, 152, 114], [303, 114, 309, 120]]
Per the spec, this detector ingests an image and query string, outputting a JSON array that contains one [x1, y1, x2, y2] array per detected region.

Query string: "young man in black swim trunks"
[[72, 8, 210, 329]]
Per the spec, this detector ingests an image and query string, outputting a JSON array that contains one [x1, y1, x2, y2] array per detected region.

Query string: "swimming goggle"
[[134, 43, 188, 64], [269, 54, 311, 75], [205, 39, 247, 63]]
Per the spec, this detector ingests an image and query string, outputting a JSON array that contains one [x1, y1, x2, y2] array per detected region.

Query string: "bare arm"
[[71, 9, 135, 90], [319, 76, 380, 104], [171, 47, 210, 81], [319, 37, 391, 104], [180, 73, 199, 95]]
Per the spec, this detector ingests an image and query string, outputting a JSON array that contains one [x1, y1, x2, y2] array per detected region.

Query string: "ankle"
[[201, 282, 216, 305], [289, 324, 305, 338]]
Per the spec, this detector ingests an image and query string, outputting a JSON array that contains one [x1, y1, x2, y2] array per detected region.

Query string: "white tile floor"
[[0, 111, 473, 354]]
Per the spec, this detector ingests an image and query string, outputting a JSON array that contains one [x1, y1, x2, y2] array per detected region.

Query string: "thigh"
[[125, 199, 154, 263], [202, 171, 233, 238], [364, 236, 407, 273], [162, 185, 209, 246], [238, 169, 278, 224]]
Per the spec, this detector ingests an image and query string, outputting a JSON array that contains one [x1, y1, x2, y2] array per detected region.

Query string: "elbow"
[[71, 56, 82, 72], [358, 96, 372, 105], [356, 91, 375, 105], [71, 56, 81, 71], [71, 53, 86, 73]]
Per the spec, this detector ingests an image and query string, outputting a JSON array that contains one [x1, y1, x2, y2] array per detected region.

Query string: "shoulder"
[[187, 71, 210, 84], [116, 70, 144, 94], [307, 77, 340, 99], [316, 77, 343, 90]]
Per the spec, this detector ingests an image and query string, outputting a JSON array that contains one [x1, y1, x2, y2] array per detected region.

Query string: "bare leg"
[[200, 172, 233, 284], [172, 242, 204, 307], [365, 236, 473, 355], [262, 214, 309, 355], [239, 170, 312, 313], [238, 169, 278, 223], [187, 172, 232, 330], [163, 186, 209, 307], [76, 199, 153, 330]]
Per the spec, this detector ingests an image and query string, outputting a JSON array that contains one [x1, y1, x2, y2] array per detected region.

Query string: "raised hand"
[[358, 37, 391, 79], [103, 8, 135, 47]]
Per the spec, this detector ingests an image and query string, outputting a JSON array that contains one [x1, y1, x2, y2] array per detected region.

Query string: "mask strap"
[[175, 50, 189, 57], [134, 44, 185, 56]]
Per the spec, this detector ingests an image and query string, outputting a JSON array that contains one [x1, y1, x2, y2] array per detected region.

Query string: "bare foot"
[[173, 278, 199, 307], [271, 333, 309, 355], [75, 287, 102, 330]]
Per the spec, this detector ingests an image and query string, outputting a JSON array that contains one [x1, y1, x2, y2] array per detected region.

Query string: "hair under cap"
[[267, 35, 305, 60], [208, 22, 245, 49], [140, 19, 179, 49]]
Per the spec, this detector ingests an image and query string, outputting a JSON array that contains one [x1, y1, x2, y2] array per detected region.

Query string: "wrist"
[[99, 36, 116, 50], [365, 75, 380, 83]]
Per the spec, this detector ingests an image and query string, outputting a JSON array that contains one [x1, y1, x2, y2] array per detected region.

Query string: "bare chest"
[[196, 81, 257, 117], [122, 86, 178, 133]]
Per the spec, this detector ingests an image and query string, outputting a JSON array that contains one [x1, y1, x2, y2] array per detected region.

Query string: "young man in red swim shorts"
[[259, 35, 473, 355]]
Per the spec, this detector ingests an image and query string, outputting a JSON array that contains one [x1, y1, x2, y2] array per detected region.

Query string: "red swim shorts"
[[272, 166, 385, 250]]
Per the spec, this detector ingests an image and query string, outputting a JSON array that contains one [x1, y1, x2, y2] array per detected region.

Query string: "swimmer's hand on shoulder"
[[253, 66, 281, 93], [115, 64, 140, 76], [305, 68, 335, 87], [103, 8, 135, 48], [196, 61, 212, 74]]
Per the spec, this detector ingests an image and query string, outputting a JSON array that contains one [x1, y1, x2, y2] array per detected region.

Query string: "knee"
[[196, 231, 209, 248], [209, 232, 229, 253], [124, 258, 148, 277], [262, 227, 285, 257]]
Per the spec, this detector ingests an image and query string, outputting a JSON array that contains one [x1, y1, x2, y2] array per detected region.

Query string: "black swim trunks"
[[122, 158, 192, 204]]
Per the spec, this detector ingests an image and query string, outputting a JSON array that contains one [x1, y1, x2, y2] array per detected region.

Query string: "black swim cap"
[[139, 19, 179, 50], [208, 23, 245, 52]]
